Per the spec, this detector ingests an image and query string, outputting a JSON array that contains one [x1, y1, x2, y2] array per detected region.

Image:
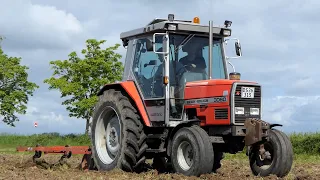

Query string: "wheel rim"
[[177, 141, 194, 171], [95, 106, 121, 165], [254, 141, 274, 170]]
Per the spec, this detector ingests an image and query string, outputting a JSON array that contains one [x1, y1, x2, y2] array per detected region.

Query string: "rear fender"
[[97, 81, 151, 127]]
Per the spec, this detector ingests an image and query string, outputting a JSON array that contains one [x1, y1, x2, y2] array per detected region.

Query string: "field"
[[0, 132, 319, 180]]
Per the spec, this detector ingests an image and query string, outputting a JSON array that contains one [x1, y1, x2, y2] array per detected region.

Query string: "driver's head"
[[182, 41, 202, 58], [182, 42, 193, 53]]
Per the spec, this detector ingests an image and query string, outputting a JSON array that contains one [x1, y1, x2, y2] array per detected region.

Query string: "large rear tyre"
[[170, 125, 214, 177], [249, 129, 293, 177], [90, 89, 147, 173]]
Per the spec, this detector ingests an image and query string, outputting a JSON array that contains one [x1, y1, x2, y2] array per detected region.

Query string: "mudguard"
[[97, 81, 151, 127]]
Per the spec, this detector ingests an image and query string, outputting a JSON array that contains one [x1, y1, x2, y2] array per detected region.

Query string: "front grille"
[[215, 108, 228, 119], [233, 84, 261, 124]]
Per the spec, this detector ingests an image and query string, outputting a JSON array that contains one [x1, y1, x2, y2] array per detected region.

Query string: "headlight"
[[235, 107, 244, 115], [221, 29, 231, 36], [250, 108, 260, 115], [167, 24, 177, 31]]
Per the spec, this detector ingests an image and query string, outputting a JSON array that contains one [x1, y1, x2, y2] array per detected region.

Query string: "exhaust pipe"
[[208, 21, 213, 79]]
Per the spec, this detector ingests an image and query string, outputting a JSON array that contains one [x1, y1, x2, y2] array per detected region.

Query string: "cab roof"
[[120, 17, 231, 41]]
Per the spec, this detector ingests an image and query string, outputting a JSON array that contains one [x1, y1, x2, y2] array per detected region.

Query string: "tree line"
[[0, 37, 124, 134]]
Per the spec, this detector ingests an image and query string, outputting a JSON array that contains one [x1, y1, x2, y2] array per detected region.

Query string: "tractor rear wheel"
[[249, 129, 293, 177], [90, 89, 147, 173], [170, 125, 214, 176]]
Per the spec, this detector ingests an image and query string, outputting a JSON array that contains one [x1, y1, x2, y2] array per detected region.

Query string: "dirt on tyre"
[[170, 125, 214, 177], [90, 89, 147, 173], [249, 128, 293, 177]]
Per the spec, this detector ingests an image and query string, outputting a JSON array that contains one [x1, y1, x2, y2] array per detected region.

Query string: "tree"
[[0, 37, 39, 126], [44, 39, 124, 134]]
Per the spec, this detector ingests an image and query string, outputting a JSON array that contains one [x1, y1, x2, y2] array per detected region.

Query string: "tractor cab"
[[120, 14, 242, 125]]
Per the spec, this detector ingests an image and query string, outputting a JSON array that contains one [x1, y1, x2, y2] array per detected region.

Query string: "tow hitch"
[[244, 119, 270, 146]]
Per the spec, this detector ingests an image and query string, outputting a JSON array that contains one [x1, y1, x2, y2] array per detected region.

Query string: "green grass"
[[1, 132, 320, 159], [0, 132, 90, 152]]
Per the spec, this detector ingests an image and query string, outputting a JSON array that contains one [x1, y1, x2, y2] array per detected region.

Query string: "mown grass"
[[0, 132, 319, 157]]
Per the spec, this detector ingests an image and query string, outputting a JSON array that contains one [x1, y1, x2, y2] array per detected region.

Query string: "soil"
[[0, 153, 319, 180]]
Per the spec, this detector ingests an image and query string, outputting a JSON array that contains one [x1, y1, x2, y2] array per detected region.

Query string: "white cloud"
[[1, 0, 319, 134], [262, 96, 320, 132], [0, 0, 88, 50]]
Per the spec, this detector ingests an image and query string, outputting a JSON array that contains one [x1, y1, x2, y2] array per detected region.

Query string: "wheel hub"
[[177, 141, 194, 171], [256, 143, 273, 168], [95, 107, 121, 165], [108, 127, 118, 147]]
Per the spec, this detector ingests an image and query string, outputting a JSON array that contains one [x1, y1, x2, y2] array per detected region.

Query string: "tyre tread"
[[91, 89, 147, 173]]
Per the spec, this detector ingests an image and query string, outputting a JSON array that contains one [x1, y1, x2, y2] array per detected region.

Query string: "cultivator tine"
[[16, 145, 93, 170], [79, 153, 94, 171]]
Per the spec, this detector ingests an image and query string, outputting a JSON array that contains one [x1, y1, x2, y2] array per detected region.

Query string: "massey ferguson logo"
[[185, 97, 227, 105]]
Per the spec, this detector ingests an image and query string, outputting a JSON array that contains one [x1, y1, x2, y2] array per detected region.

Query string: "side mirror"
[[224, 38, 242, 59], [146, 39, 153, 51], [153, 33, 169, 54], [235, 41, 242, 56], [144, 60, 157, 67]]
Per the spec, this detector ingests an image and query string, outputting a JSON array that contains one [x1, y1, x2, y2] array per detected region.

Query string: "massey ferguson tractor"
[[89, 14, 294, 177]]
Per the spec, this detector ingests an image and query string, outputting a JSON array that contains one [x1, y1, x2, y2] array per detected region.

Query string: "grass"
[[0, 132, 90, 152], [1, 132, 320, 161]]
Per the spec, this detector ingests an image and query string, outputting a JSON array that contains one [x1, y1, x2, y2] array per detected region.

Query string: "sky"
[[0, 0, 320, 135]]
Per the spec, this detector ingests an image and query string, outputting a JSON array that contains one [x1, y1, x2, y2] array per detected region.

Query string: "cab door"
[[130, 35, 167, 125]]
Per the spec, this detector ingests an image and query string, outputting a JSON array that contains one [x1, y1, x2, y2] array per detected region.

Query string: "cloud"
[[0, 0, 319, 135], [262, 96, 320, 132], [0, 0, 88, 51]]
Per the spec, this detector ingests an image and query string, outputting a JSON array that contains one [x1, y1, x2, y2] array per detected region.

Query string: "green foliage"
[[0, 133, 90, 149], [0, 38, 39, 126], [290, 132, 320, 154], [43, 39, 123, 123]]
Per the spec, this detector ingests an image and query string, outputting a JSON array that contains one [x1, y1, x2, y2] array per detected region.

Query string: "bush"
[[289, 132, 320, 155]]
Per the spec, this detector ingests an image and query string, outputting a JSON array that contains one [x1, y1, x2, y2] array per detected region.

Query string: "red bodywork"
[[184, 79, 257, 126], [16, 146, 91, 155], [101, 79, 257, 127], [100, 81, 151, 127]]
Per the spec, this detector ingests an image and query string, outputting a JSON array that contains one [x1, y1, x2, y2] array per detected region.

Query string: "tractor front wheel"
[[90, 89, 147, 172], [171, 125, 214, 176], [249, 129, 293, 177]]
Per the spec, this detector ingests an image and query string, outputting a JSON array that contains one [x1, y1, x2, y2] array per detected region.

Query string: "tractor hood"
[[184, 79, 258, 100]]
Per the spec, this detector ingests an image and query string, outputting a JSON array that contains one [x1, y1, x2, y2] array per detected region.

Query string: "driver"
[[152, 47, 184, 116], [179, 42, 206, 72]]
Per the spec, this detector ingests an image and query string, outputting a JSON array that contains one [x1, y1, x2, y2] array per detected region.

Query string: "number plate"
[[241, 87, 255, 98]]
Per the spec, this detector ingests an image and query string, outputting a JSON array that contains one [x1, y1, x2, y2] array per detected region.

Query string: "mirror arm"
[[228, 61, 236, 72]]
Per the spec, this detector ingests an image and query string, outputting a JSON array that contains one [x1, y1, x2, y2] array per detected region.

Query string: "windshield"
[[168, 34, 226, 86]]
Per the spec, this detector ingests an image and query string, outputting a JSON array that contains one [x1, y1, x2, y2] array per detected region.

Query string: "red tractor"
[[89, 14, 293, 177]]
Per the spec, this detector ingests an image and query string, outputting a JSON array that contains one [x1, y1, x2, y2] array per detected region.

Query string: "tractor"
[[89, 14, 293, 177]]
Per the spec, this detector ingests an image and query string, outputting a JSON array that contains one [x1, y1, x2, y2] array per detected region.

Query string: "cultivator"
[[16, 145, 94, 171]]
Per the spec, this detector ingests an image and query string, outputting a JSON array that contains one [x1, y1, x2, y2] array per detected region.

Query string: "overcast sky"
[[0, 0, 319, 135]]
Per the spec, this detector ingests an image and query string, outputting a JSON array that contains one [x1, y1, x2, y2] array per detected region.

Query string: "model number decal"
[[185, 97, 227, 105]]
